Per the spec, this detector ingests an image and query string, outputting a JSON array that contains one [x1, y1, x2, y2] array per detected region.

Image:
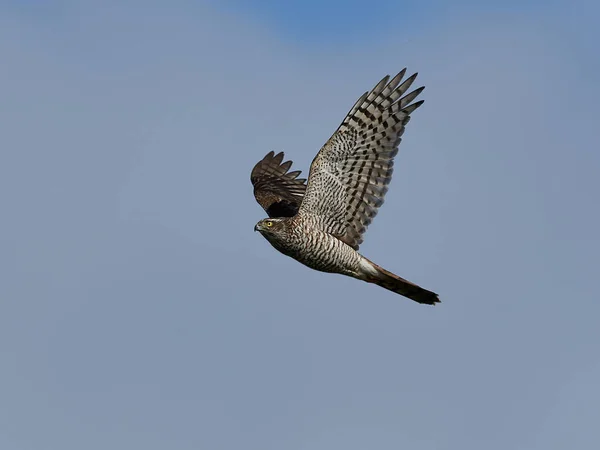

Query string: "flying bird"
[[251, 69, 439, 305]]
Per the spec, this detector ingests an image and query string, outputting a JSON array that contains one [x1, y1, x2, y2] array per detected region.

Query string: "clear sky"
[[1, 1, 599, 449]]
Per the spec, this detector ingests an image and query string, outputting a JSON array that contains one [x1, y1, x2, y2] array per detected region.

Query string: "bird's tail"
[[359, 257, 440, 305]]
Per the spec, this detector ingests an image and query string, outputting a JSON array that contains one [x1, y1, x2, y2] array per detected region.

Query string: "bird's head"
[[254, 217, 286, 236]]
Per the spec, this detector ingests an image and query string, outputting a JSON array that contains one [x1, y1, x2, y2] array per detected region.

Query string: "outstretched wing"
[[251, 151, 307, 217], [298, 69, 424, 250]]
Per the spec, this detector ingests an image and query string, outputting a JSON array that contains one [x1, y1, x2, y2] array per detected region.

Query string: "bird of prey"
[[251, 69, 439, 305]]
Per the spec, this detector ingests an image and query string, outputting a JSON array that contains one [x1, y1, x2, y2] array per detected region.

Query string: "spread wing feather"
[[251, 151, 307, 217], [298, 70, 425, 250]]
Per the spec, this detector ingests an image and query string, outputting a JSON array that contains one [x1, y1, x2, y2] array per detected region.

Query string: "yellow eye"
[[266, 221, 273, 227]]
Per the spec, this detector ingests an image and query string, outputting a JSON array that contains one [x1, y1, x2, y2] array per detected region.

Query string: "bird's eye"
[[266, 221, 273, 227]]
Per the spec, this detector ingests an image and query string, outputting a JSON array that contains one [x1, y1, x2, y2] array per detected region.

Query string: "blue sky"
[[218, 0, 565, 43], [1, 1, 599, 449]]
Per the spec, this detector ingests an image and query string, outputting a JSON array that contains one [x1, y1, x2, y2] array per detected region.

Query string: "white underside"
[[358, 257, 379, 277]]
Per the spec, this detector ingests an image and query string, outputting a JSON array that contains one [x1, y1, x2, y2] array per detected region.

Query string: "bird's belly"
[[269, 231, 359, 276]]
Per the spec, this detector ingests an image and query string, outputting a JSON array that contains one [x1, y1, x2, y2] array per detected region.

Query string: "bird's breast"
[[265, 220, 361, 276]]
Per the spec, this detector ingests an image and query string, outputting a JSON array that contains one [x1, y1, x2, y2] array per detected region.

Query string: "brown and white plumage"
[[251, 151, 306, 217], [251, 70, 439, 305]]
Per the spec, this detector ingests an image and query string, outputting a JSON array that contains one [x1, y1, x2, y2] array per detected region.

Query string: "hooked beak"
[[254, 224, 259, 232]]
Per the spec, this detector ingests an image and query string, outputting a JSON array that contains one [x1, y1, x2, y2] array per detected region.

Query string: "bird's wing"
[[298, 69, 424, 250], [251, 151, 307, 217]]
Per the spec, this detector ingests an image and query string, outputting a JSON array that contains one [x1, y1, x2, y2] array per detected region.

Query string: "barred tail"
[[359, 258, 440, 305]]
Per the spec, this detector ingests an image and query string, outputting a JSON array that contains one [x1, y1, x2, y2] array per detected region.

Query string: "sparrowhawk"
[[251, 69, 439, 305]]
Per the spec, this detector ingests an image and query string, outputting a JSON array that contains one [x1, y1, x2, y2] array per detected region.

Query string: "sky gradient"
[[1, 1, 599, 449]]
